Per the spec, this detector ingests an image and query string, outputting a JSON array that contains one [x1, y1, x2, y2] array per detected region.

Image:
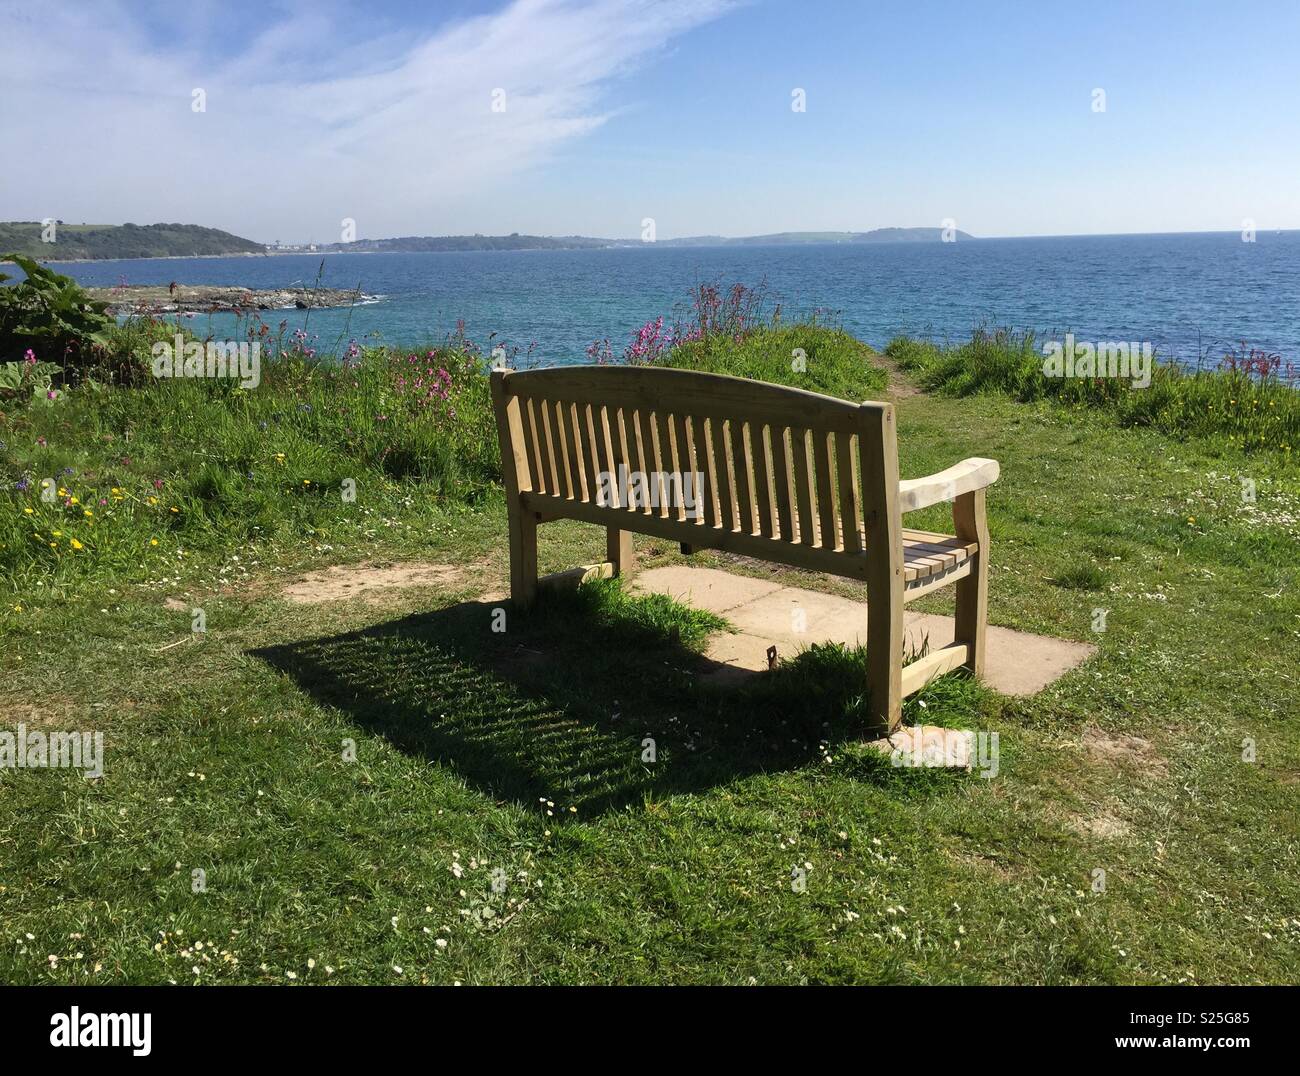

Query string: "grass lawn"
[[2, 330, 1298, 984]]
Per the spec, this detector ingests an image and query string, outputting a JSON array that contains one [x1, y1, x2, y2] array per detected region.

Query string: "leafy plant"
[[0, 351, 63, 403], [0, 253, 114, 371]]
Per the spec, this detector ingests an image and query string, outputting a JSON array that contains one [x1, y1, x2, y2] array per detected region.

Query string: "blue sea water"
[[51, 231, 1300, 372]]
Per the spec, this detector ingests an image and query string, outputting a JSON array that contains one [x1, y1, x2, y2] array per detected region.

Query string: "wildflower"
[[23, 507, 33, 515], [70, 539, 83, 550], [150, 539, 159, 546]]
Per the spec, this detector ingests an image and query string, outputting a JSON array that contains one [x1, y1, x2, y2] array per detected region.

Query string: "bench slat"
[[709, 417, 735, 531], [671, 411, 692, 522], [752, 422, 774, 538], [580, 403, 601, 507], [593, 403, 616, 507], [539, 398, 562, 496], [837, 431, 860, 553], [654, 408, 676, 519], [814, 429, 837, 550], [635, 408, 657, 515], [730, 419, 755, 534], [790, 427, 815, 545], [770, 425, 795, 541], [560, 400, 585, 501]]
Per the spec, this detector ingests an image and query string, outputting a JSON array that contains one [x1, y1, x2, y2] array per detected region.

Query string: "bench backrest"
[[491, 365, 900, 559]]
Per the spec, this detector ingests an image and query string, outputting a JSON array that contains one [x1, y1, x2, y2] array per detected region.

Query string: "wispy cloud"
[[0, 0, 734, 240]]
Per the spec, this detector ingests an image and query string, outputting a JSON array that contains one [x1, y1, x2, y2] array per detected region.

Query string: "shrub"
[[0, 254, 115, 374]]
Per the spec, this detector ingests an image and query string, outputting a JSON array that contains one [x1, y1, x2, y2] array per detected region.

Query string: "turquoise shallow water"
[[52, 231, 1300, 372]]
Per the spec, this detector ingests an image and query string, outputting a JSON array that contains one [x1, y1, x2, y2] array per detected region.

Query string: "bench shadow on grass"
[[251, 580, 966, 817]]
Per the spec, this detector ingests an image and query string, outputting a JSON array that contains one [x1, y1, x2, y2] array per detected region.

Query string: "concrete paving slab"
[[628, 564, 786, 614], [632, 566, 1095, 696]]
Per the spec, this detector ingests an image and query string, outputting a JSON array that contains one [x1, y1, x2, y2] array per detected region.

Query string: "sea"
[[49, 231, 1300, 374]]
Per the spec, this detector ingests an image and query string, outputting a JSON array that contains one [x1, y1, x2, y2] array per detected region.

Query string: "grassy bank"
[[887, 328, 1299, 454], [2, 304, 1298, 984]]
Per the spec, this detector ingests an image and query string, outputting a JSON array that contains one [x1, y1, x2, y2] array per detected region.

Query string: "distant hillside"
[[324, 227, 976, 253], [656, 228, 976, 246], [0, 222, 264, 261], [321, 234, 612, 253]]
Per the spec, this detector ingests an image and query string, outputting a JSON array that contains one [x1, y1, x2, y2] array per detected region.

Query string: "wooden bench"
[[490, 365, 999, 732]]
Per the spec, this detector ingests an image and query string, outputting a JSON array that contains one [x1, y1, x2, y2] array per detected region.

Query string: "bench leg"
[[866, 564, 904, 733], [509, 507, 539, 609], [606, 526, 634, 578], [953, 489, 989, 677]]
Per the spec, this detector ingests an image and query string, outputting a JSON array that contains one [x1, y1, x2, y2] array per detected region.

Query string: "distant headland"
[[3, 222, 976, 262]]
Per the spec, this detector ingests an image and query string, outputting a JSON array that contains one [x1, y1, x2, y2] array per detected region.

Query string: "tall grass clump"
[[589, 281, 888, 400], [887, 327, 1298, 454]]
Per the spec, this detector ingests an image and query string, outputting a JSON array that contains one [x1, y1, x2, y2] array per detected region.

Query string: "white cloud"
[[0, 0, 734, 241]]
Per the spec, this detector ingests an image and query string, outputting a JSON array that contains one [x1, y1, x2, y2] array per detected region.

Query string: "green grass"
[[1, 342, 496, 591], [666, 322, 888, 400], [887, 327, 1299, 454], [2, 319, 1298, 984]]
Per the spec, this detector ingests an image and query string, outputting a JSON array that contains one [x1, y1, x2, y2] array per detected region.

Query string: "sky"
[[2, 0, 1298, 243]]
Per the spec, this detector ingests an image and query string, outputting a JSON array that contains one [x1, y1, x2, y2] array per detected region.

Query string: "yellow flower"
[[303, 479, 311, 486], [83, 509, 93, 517], [170, 507, 179, 513], [57, 487, 67, 497], [149, 539, 159, 546], [23, 507, 33, 515], [147, 496, 158, 505], [12, 604, 22, 613], [52, 530, 62, 537], [1187, 516, 1196, 524], [111, 487, 121, 494], [70, 538, 83, 550], [69, 497, 79, 505]]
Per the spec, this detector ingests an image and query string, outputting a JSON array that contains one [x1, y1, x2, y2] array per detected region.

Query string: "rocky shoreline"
[[87, 284, 377, 316]]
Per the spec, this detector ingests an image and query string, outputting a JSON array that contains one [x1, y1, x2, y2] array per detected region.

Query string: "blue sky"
[[3, 0, 1298, 241]]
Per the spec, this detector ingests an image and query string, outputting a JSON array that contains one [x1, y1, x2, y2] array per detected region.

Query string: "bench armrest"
[[897, 457, 999, 512]]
